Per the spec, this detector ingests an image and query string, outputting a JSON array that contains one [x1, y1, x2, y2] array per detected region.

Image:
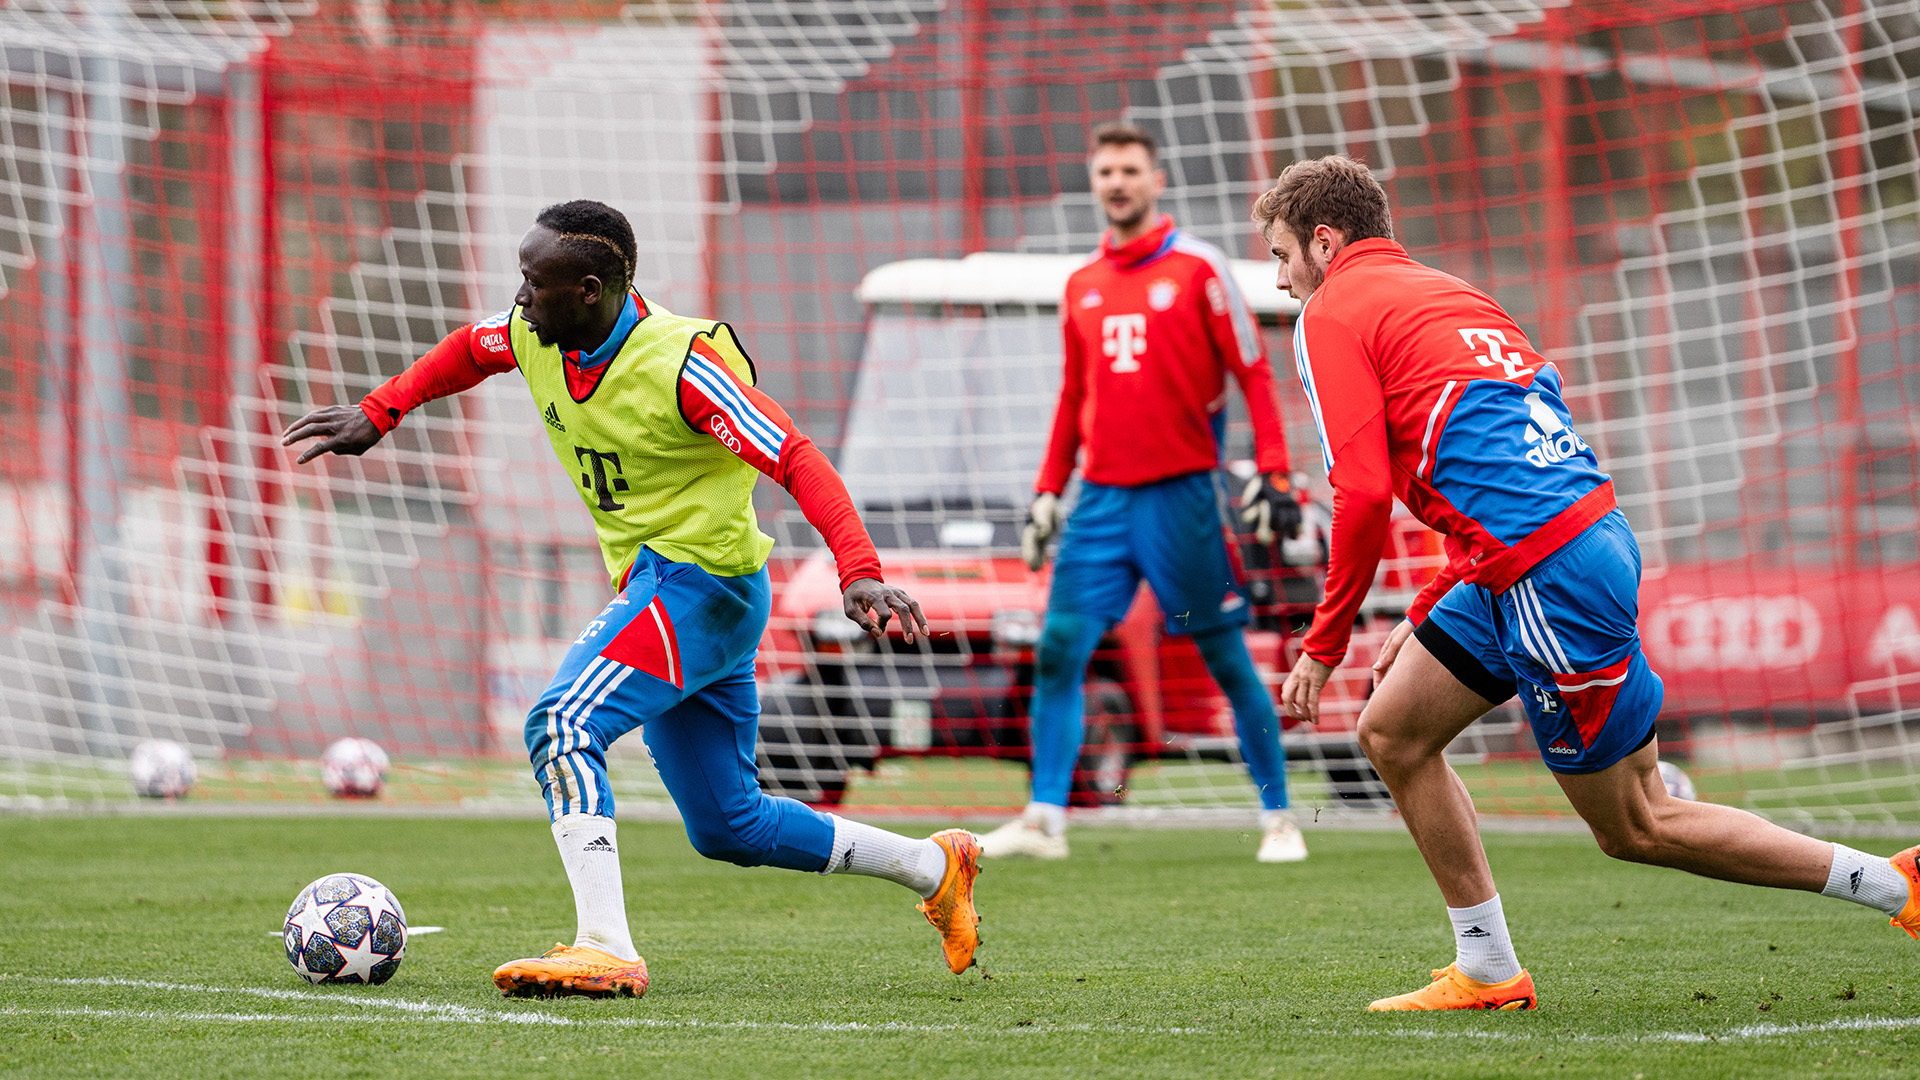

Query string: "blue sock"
[[1193, 626, 1289, 810], [1028, 610, 1109, 807]]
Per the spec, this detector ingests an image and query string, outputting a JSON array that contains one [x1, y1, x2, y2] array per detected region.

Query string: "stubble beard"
[[1104, 199, 1149, 233]]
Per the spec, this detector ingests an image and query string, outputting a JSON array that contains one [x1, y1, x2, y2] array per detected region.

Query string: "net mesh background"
[[1, 0, 1915, 826]]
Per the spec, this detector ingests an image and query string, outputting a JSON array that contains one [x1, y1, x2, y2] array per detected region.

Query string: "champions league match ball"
[[321, 737, 390, 798], [1658, 759, 1697, 801], [284, 873, 407, 985], [128, 739, 196, 799]]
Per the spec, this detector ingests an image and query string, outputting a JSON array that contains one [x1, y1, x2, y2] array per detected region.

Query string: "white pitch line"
[[22, 978, 1202, 1036]]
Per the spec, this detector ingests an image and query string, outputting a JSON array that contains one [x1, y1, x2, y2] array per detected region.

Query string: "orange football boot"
[[918, 829, 982, 974], [1368, 964, 1537, 1011], [1889, 845, 1920, 939], [492, 943, 649, 999]]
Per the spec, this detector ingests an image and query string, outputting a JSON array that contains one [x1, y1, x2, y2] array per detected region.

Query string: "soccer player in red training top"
[[1256, 157, 1920, 1010], [283, 200, 982, 997], [978, 123, 1307, 864]]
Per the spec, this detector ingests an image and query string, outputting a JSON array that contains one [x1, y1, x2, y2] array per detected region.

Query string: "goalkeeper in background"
[[1258, 155, 1920, 1011], [283, 200, 982, 997], [979, 123, 1306, 864]]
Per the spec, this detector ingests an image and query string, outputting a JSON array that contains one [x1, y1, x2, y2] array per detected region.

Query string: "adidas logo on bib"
[[544, 402, 567, 433]]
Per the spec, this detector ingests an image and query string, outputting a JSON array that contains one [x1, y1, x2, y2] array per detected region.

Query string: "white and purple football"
[[284, 872, 407, 985], [129, 739, 196, 799], [321, 737, 390, 798]]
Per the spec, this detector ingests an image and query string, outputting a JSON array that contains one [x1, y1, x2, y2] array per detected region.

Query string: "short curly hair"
[[534, 200, 637, 290], [1251, 156, 1393, 247]]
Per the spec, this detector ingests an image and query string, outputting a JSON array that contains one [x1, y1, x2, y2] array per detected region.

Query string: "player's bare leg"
[[1350, 631, 1536, 1010], [1557, 741, 1920, 937], [1555, 740, 1830, 888], [1355, 634, 1502, 908]]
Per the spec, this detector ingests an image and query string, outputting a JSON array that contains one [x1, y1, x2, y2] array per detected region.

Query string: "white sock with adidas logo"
[[821, 815, 948, 898], [1447, 893, 1522, 984], [1822, 844, 1910, 916], [552, 812, 639, 962]]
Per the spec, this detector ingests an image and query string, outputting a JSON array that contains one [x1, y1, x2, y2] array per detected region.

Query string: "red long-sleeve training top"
[[1035, 216, 1293, 494]]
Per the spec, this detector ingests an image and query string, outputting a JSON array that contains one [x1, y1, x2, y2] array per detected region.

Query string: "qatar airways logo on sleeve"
[[1459, 327, 1533, 379], [1102, 314, 1146, 373]]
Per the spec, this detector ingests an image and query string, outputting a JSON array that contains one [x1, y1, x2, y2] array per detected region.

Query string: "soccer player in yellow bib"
[[283, 200, 982, 997]]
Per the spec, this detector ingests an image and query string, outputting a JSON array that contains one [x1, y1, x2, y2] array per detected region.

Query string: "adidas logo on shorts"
[[1547, 739, 1578, 756]]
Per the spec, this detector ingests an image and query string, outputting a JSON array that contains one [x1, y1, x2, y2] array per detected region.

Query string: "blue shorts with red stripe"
[[1416, 510, 1664, 774], [523, 547, 835, 871]]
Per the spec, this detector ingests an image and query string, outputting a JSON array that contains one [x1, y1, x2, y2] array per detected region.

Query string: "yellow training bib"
[[509, 296, 775, 585]]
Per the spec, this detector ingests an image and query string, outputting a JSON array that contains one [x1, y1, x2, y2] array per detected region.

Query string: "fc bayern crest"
[[1148, 279, 1179, 311]]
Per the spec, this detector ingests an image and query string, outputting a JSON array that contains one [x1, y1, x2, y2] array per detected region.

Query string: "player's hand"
[[1020, 492, 1061, 572], [1280, 652, 1336, 725], [843, 578, 929, 644], [1239, 472, 1303, 545], [282, 406, 383, 465], [1372, 619, 1416, 681]]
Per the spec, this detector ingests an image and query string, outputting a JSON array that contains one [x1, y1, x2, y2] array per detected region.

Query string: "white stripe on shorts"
[[1508, 588, 1554, 672], [1520, 580, 1574, 672]]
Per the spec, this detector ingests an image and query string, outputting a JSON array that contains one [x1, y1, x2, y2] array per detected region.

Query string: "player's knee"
[[1193, 629, 1258, 695], [1356, 714, 1408, 773], [683, 796, 780, 867], [683, 817, 765, 866], [1034, 615, 1093, 687], [1588, 818, 1666, 865]]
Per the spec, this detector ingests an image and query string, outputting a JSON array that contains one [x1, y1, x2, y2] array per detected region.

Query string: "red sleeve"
[[1200, 264, 1291, 476], [678, 341, 884, 592], [1034, 308, 1088, 495], [359, 315, 517, 434], [1303, 429, 1393, 665], [1296, 311, 1392, 666], [779, 439, 885, 592]]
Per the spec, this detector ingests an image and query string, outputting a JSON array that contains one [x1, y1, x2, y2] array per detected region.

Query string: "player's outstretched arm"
[[843, 577, 928, 644], [282, 406, 382, 464], [283, 318, 516, 466]]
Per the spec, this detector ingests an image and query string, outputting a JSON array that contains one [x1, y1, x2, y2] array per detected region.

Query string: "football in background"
[[128, 739, 196, 799], [284, 872, 407, 985], [1658, 759, 1697, 801], [321, 737, 390, 798]]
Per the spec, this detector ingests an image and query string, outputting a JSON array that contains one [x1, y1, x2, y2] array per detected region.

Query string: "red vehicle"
[[751, 254, 1439, 808]]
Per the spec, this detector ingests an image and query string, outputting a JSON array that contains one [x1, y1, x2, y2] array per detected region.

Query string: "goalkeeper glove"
[[1020, 492, 1061, 571], [1239, 472, 1303, 545]]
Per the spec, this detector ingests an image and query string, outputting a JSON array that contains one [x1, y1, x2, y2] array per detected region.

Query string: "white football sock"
[[1260, 808, 1295, 832], [1024, 801, 1068, 838], [821, 815, 948, 898], [551, 813, 638, 962], [1822, 844, 1910, 916], [1447, 894, 1522, 984]]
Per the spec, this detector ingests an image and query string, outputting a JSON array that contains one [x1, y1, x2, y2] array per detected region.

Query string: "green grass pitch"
[[2, 816, 1916, 1078]]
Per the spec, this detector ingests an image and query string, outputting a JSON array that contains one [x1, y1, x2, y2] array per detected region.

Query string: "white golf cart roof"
[[857, 251, 1301, 318]]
